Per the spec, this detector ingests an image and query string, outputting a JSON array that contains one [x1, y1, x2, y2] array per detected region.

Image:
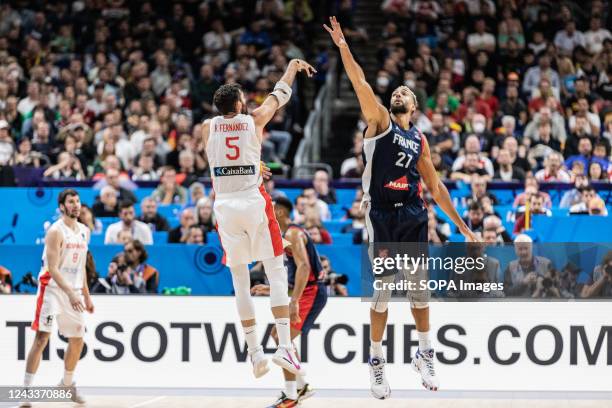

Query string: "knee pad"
[[263, 256, 289, 308], [230, 264, 255, 321]]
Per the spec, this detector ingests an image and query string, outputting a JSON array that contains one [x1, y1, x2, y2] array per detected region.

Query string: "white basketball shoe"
[[368, 356, 391, 399], [249, 346, 270, 378], [272, 346, 305, 376], [411, 348, 440, 391]]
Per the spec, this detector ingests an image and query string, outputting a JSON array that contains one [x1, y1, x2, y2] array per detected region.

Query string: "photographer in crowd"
[[320, 255, 348, 296], [580, 251, 612, 298]]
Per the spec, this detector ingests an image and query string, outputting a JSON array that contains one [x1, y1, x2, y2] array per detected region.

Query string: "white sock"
[[24, 372, 34, 387], [243, 325, 259, 352], [275, 318, 291, 348], [417, 330, 432, 351], [296, 373, 306, 389], [370, 340, 384, 358], [63, 370, 74, 386], [285, 380, 297, 400]]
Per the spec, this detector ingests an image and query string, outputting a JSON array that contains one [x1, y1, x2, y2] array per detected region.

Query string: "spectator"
[[494, 148, 525, 181], [78, 204, 103, 234], [12, 137, 43, 168], [565, 137, 594, 171], [504, 234, 554, 297], [467, 18, 496, 54], [584, 16, 611, 56], [522, 54, 560, 96], [498, 83, 527, 126], [513, 176, 552, 208], [138, 197, 170, 232], [92, 185, 119, 218], [151, 166, 188, 205], [483, 214, 513, 243], [501, 136, 531, 173], [513, 193, 551, 234], [320, 256, 348, 296], [451, 152, 490, 182], [312, 169, 337, 204], [535, 152, 571, 182], [302, 187, 331, 221], [186, 225, 206, 244], [93, 167, 138, 204], [43, 152, 85, 180], [451, 134, 494, 176], [124, 240, 159, 293], [559, 174, 590, 208], [168, 208, 196, 243], [342, 199, 367, 244], [0, 266, 12, 294], [195, 197, 215, 233], [105, 201, 153, 245], [467, 175, 498, 205], [554, 20, 586, 56], [580, 251, 612, 298], [462, 201, 485, 233], [569, 186, 608, 215], [0, 120, 16, 165], [177, 150, 202, 187], [305, 223, 332, 245], [105, 254, 145, 294], [188, 182, 206, 207], [264, 178, 287, 200]]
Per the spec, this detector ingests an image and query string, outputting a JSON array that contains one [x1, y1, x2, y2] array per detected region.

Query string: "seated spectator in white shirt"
[[584, 16, 611, 56], [467, 18, 496, 54], [105, 201, 153, 245], [554, 20, 586, 56], [534, 152, 571, 182]]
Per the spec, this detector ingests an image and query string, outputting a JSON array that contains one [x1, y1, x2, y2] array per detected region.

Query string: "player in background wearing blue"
[[325, 16, 479, 398]]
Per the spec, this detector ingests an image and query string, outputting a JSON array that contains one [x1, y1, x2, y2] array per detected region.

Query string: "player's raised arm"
[[324, 16, 389, 134], [417, 137, 480, 242], [252, 59, 316, 130], [45, 228, 85, 312]]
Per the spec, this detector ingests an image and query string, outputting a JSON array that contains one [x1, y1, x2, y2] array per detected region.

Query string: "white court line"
[[128, 396, 166, 408]]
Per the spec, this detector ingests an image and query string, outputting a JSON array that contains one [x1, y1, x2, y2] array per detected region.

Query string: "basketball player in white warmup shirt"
[[20, 189, 94, 407], [202, 59, 315, 381]]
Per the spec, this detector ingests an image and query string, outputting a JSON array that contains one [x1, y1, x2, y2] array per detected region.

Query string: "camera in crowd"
[[14, 272, 38, 294], [324, 272, 348, 286]]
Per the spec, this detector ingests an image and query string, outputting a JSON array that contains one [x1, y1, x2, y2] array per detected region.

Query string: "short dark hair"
[[119, 200, 134, 211], [468, 201, 483, 212], [274, 196, 293, 214], [58, 188, 79, 206], [213, 84, 242, 115]]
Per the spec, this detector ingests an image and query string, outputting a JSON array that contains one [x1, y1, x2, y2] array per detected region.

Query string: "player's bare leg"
[[231, 264, 270, 378], [59, 337, 86, 403], [411, 306, 439, 391], [368, 308, 391, 399], [20, 331, 50, 407]]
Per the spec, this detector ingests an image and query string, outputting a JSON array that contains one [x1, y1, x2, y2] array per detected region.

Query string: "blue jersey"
[[284, 224, 323, 286], [362, 118, 425, 210]]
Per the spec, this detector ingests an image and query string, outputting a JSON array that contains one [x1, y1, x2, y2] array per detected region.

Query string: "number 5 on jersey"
[[226, 136, 240, 160]]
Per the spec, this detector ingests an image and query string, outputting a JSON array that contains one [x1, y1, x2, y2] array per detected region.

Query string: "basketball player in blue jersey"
[[251, 196, 327, 407], [325, 17, 479, 398]]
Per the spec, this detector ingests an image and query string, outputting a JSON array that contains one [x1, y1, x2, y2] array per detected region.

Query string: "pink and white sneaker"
[[272, 346, 305, 376]]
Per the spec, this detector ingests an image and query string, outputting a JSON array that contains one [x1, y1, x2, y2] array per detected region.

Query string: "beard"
[[390, 103, 409, 114], [67, 209, 79, 219]]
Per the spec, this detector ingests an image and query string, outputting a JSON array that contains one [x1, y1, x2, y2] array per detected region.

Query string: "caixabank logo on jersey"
[[213, 165, 255, 177]]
